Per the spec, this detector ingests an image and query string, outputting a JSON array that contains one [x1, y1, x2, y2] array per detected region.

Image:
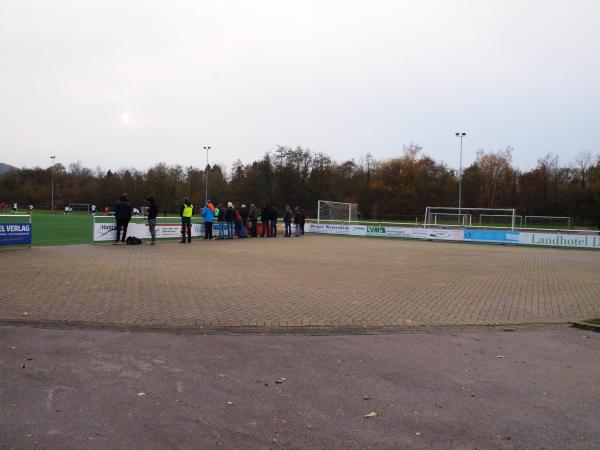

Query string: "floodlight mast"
[[50, 155, 56, 212], [455, 132, 466, 215], [203, 146, 211, 204]]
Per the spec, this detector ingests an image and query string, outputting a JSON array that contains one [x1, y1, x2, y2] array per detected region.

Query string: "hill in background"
[[0, 163, 16, 175]]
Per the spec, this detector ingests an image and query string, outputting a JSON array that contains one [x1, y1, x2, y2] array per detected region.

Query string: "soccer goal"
[[424, 207, 518, 230], [524, 215, 571, 228], [317, 200, 359, 224], [479, 214, 523, 228], [69, 203, 90, 213]]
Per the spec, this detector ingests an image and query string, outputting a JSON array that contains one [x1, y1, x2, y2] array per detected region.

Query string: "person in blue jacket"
[[201, 201, 214, 240]]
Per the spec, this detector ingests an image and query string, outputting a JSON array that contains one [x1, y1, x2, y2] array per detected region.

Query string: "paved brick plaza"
[[1, 235, 599, 330]]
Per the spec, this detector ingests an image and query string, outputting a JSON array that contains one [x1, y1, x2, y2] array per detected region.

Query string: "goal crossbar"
[[317, 200, 359, 224], [424, 206, 517, 231]]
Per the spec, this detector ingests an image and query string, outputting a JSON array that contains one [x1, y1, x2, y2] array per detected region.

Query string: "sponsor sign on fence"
[[93, 222, 204, 242], [306, 222, 598, 249], [305, 223, 350, 235], [307, 223, 464, 241], [464, 229, 520, 244], [518, 232, 600, 249], [0, 223, 32, 245]]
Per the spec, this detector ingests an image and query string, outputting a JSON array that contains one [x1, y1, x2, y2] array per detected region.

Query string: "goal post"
[[68, 203, 90, 213], [479, 214, 523, 228], [524, 215, 571, 228], [424, 206, 518, 231], [317, 200, 359, 224]]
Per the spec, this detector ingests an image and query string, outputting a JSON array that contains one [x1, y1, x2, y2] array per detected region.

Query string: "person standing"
[[146, 197, 158, 245], [270, 205, 279, 237], [260, 204, 270, 238], [294, 206, 302, 237], [91, 204, 97, 216], [114, 193, 133, 245], [12, 202, 17, 214], [179, 197, 194, 243], [225, 202, 235, 239], [249, 203, 258, 237], [284, 205, 292, 237], [299, 207, 305, 234], [201, 201, 214, 240], [234, 206, 246, 238], [240, 204, 249, 238], [216, 203, 225, 240]]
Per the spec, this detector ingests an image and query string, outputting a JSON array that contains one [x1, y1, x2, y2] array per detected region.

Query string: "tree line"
[[1, 145, 599, 223]]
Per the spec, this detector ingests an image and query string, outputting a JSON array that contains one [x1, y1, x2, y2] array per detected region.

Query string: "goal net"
[[317, 200, 359, 223], [424, 207, 518, 230], [479, 214, 523, 228], [69, 203, 90, 213], [524, 216, 571, 228]]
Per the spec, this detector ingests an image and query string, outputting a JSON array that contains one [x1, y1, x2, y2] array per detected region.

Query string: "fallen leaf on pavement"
[[363, 395, 371, 400], [275, 378, 286, 384], [22, 312, 29, 316], [415, 432, 422, 436], [226, 401, 234, 406], [20, 363, 26, 368], [364, 411, 380, 418], [137, 392, 146, 397], [219, 374, 226, 378], [496, 355, 505, 359]]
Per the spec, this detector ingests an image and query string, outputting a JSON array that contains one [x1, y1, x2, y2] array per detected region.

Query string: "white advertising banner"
[[359, 225, 464, 241], [94, 221, 204, 242], [304, 222, 599, 249], [518, 232, 600, 249], [305, 223, 350, 234], [308, 223, 464, 241]]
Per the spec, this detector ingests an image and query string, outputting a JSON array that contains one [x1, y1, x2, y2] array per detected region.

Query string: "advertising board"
[[518, 232, 600, 249], [463, 229, 520, 244], [0, 222, 32, 245], [93, 222, 204, 242], [303, 222, 600, 250], [305, 223, 350, 235]]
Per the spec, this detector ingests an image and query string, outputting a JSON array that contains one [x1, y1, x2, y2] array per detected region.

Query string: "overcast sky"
[[1, 0, 599, 172]]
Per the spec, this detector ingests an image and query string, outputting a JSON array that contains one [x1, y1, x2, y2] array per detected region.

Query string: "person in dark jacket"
[[179, 198, 194, 243], [260, 204, 270, 237], [240, 204, 249, 238], [217, 203, 225, 240], [146, 196, 158, 245], [114, 193, 133, 245], [294, 206, 302, 237], [284, 205, 293, 237], [248, 204, 258, 237], [270, 205, 279, 237], [299, 207, 305, 234], [225, 202, 235, 239]]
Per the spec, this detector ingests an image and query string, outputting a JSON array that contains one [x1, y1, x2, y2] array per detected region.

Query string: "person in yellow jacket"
[[179, 198, 194, 243]]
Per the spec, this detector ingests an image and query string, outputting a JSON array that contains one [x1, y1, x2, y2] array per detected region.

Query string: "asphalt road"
[[1, 325, 599, 449]]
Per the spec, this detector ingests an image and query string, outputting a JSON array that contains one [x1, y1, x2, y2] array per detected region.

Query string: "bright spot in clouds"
[[120, 112, 132, 125]]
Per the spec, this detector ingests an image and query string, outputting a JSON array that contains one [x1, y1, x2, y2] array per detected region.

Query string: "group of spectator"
[[197, 201, 306, 243], [113, 193, 306, 245]]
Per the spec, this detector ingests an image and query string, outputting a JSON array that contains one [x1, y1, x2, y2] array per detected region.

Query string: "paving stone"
[[0, 235, 599, 330]]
